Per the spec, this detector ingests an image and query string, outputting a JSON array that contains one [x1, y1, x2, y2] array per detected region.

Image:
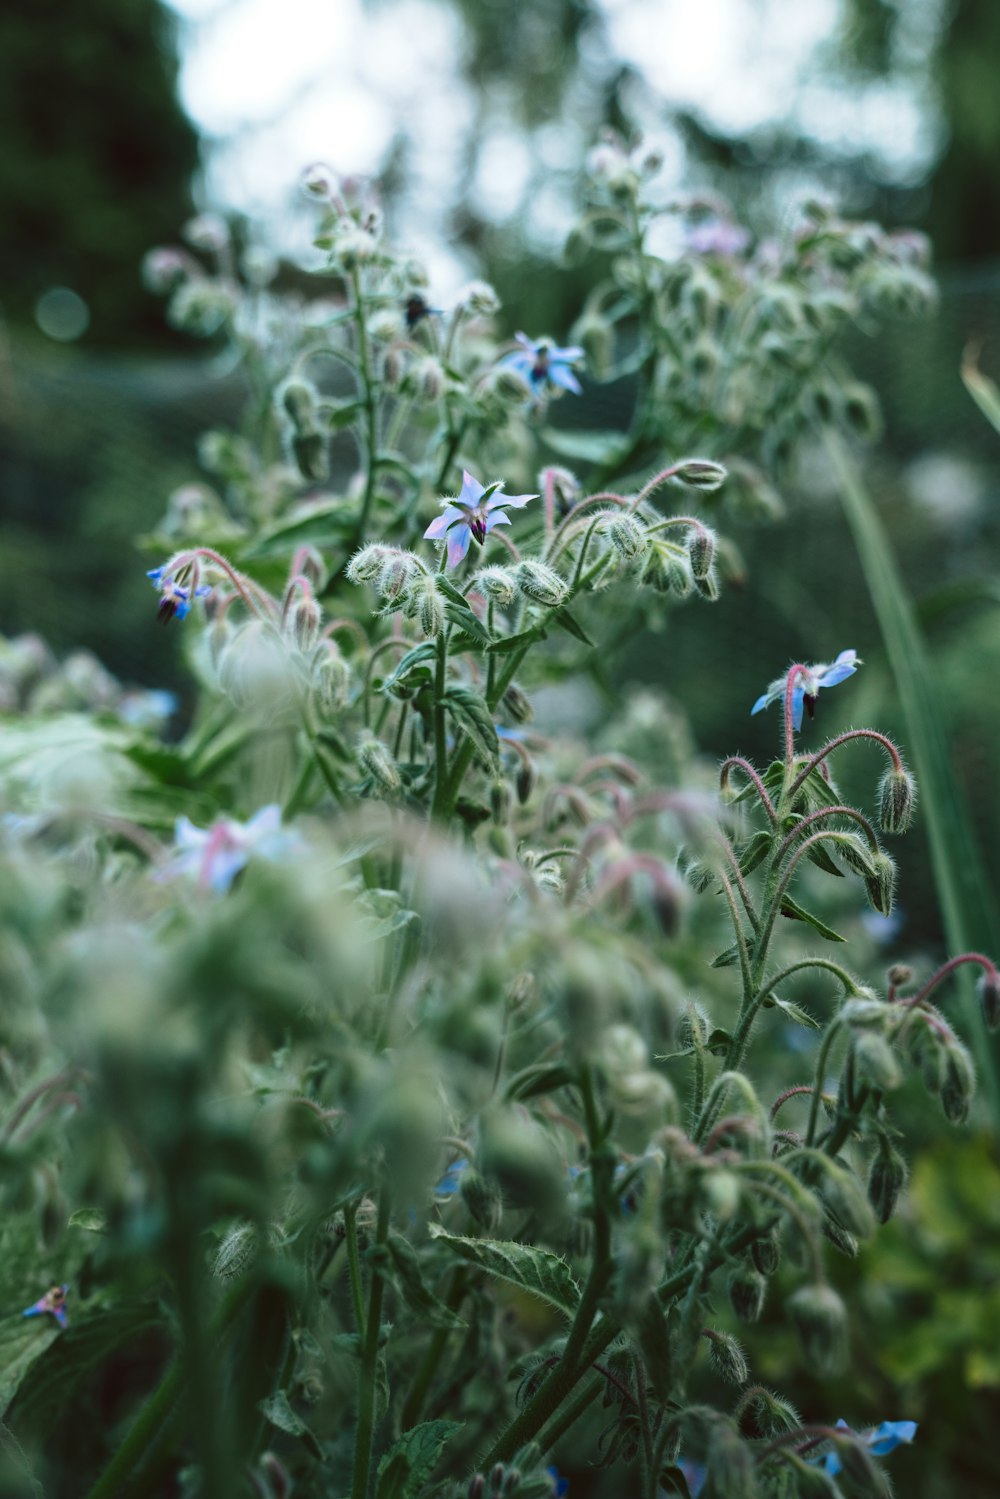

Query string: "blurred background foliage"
[[2, 2, 1000, 1493]]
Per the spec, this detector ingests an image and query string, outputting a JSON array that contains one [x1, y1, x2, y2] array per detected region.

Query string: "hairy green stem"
[[351, 1183, 391, 1499]]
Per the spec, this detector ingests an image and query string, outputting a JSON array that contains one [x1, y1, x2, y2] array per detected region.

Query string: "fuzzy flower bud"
[[473, 566, 518, 609], [694, 568, 720, 602], [606, 514, 647, 563], [687, 525, 717, 580], [357, 734, 401, 795], [877, 765, 916, 835], [864, 851, 897, 917], [285, 592, 322, 653], [704, 1329, 749, 1385], [489, 365, 533, 402], [279, 379, 318, 430], [702, 1420, 757, 1499], [852, 1030, 902, 1093], [301, 161, 337, 199], [728, 1265, 766, 1324], [345, 545, 389, 584], [378, 551, 421, 605], [457, 280, 500, 317], [515, 560, 569, 609], [413, 356, 445, 402], [182, 213, 229, 253], [413, 575, 445, 638], [291, 429, 329, 482], [672, 457, 728, 492], [501, 682, 533, 725], [787, 1284, 848, 1376], [489, 780, 511, 826], [814, 1158, 876, 1239], [978, 968, 1000, 1032], [751, 1229, 781, 1278], [313, 649, 351, 716], [516, 760, 536, 806], [867, 1140, 908, 1225], [941, 1036, 976, 1124], [735, 1387, 800, 1440]]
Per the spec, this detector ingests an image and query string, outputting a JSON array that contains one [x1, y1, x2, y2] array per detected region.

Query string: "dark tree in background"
[[0, 0, 199, 346]]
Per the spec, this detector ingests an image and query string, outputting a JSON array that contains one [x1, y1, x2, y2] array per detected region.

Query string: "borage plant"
[[0, 156, 989, 1499]]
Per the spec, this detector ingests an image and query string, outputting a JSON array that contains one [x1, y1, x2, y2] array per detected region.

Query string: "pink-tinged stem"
[[630, 463, 685, 509], [789, 728, 903, 800], [783, 664, 811, 764], [719, 755, 777, 825], [280, 573, 314, 626], [901, 951, 999, 1010], [545, 492, 630, 560], [180, 547, 278, 620]]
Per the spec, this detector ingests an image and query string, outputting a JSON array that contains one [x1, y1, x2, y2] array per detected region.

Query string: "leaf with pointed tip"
[[428, 1229, 581, 1318], [384, 1231, 466, 1330], [375, 1420, 461, 1499], [442, 686, 500, 773], [552, 607, 594, 646], [779, 896, 847, 943]]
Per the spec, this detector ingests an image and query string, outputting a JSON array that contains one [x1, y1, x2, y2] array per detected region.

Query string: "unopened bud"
[[457, 280, 500, 316], [607, 514, 647, 562], [414, 576, 445, 638], [490, 780, 511, 825], [286, 592, 322, 652], [751, 1229, 781, 1278], [292, 428, 329, 482], [978, 968, 1000, 1032], [841, 383, 882, 442], [735, 1386, 800, 1439], [501, 682, 533, 724], [313, 649, 351, 716], [377, 551, 421, 603], [357, 734, 401, 795], [183, 213, 229, 253], [941, 1037, 975, 1124], [473, 566, 518, 609], [694, 568, 720, 602], [490, 365, 533, 402], [687, 525, 717, 579], [815, 1158, 876, 1239], [704, 1329, 749, 1385], [301, 161, 337, 199], [346, 544, 389, 584], [279, 379, 318, 429], [673, 457, 728, 492], [852, 1030, 902, 1093], [515, 760, 536, 806], [787, 1283, 848, 1376], [887, 963, 913, 990], [728, 1265, 766, 1323], [381, 345, 405, 389], [258, 1453, 293, 1499], [702, 1420, 757, 1499], [460, 1169, 503, 1233], [878, 765, 916, 835], [515, 560, 569, 609], [867, 1140, 908, 1224], [573, 313, 613, 378], [864, 852, 897, 917], [414, 357, 445, 402]]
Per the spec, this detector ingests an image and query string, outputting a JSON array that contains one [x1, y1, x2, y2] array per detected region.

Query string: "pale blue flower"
[[820, 1418, 917, 1477], [500, 333, 584, 397], [751, 649, 860, 731], [147, 566, 210, 623], [424, 470, 536, 570]]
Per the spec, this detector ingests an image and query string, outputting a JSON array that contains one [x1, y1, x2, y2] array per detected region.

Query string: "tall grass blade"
[[825, 429, 1000, 1121]]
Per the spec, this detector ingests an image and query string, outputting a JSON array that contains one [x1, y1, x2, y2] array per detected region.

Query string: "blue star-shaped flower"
[[500, 333, 584, 397], [424, 470, 536, 570], [22, 1284, 69, 1330], [751, 649, 860, 731], [820, 1418, 917, 1476], [147, 566, 210, 623]]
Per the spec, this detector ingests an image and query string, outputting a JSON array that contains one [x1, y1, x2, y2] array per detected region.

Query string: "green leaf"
[[827, 432, 1000, 1117], [323, 398, 366, 430], [778, 896, 847, 943], [375, 1420, 461, 1499], [551, 607, 594, 647], [8, 1303, 164, 1428], [427, 1229, 581, 1318], [68, 1209, 107, 1234], [805, 840, 846, 878], [258, 1390, 324, 1459], [384, 1231, 466, 1330], [487, 626, 543, 655], [383, 641, 437, 697], [541, 428, 631, 466], [239, 500, 357, 560], [443, 599, 491, 644], [737, 830, 773, 877], [706, 1028, 733, 1055], [441, 686, 500, 773], [710, 943, 740, 969], [504, 1063, 576, 1102], [768, 996, 821, 1030], [962, 348, 1000, 438]]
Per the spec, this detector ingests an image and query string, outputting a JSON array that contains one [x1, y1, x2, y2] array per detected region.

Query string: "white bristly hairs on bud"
[[456, 280, 500, 316], [357, 733, 401, 795], [472, 567, 518, 609], [413, 575, 445, 638], [606, 514, 648, 563], [345, 545, 389, 584], [673, 458, 728, 492], [514, 561, 569, 608]]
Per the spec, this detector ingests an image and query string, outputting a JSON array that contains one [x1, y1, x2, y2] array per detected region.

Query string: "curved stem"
[[719, 756, 777, 826], [788, 728, 903, 802]]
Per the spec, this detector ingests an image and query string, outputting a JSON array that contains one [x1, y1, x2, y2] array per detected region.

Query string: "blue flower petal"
[[868, 1420, 917, 1456], [751, 692, 771, 715], [446, 522, 472, 570], [548, 362, 583, 395]]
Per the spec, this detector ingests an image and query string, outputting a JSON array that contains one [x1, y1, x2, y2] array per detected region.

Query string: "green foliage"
[[0, 151, 986, 1499]]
